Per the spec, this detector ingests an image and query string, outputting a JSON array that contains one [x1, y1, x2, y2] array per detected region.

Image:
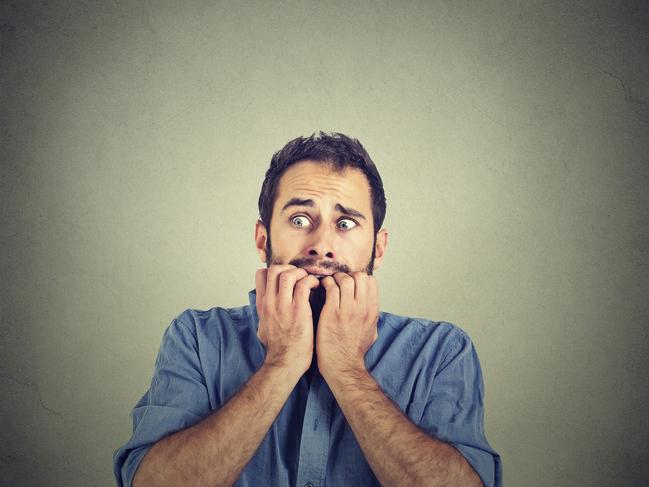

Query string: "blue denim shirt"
[[114, 290, 502, 486]]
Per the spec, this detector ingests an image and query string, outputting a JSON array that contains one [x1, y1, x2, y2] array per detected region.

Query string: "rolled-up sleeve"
[[417, 329, 502, 487], [113, 318, 212, 487]]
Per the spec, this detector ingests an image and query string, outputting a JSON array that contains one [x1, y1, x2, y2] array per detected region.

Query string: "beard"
[[264, 232, 377, 327]]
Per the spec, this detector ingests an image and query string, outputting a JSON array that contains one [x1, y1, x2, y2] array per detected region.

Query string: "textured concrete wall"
[[1, 1, 647, 486]]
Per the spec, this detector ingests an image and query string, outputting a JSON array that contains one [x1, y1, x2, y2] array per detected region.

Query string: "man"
[[113, 132, 502, 487]]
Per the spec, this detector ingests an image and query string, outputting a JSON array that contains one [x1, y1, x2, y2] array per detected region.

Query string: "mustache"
[[288, 256, 351, 274]]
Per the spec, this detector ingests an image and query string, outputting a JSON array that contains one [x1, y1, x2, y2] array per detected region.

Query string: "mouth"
[[303, 266, 334, 279]]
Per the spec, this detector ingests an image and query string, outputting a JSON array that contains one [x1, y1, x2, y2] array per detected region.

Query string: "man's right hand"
[[255, 265, 320, 376], [133, 265, 320, 487]]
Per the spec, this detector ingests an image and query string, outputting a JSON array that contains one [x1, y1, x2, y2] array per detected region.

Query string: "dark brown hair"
[[257, 131, 387, 235]]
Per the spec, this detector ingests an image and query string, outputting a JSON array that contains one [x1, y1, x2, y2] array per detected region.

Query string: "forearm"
[[133, 364, 300, 487], [327, 368, 483, 487]]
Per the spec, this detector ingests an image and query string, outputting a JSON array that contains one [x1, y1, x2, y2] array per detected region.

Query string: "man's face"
[[255, 160, 387, 279]]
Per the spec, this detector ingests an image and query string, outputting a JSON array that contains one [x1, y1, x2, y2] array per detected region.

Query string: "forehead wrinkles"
[[281, 171, 359, 201]]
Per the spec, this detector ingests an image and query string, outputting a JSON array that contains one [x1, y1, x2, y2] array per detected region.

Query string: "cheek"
[[271, 230, 304, 257], [342, 231, 374, 261]]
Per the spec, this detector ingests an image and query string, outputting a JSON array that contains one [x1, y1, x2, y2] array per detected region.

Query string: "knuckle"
[[339, 276, 353, 287], [262, 301, 274, 315], [291, 268, 308, 281], [279, 271, 293, 284], [303, 274, 318, 284], [295, 279, 310, 289]]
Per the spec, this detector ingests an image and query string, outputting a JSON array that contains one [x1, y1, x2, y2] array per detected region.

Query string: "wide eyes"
[[337, 218, 357, 230], [290, 215, 357, 231], [291, 215, 311, 228]]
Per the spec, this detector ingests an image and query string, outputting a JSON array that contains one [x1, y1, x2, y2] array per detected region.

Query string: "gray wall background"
[[1, 1, 647, 486]]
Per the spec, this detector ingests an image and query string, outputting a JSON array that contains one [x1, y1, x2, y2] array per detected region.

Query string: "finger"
[[321, 276, 340, 310], [350, 271, 368, 303], [265, 265, 297, 310], [367, 275, 379, 316], [293, 274, 320, 305], [277, 267, 308, 307], [333, 272, 355, 310], [255, 268, 268, 315]]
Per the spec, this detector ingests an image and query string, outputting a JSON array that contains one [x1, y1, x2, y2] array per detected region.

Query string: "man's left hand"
[[316, 271, 379, 382]]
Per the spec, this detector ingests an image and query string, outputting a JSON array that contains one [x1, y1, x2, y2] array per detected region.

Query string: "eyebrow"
[[281, 197, 367, 221]]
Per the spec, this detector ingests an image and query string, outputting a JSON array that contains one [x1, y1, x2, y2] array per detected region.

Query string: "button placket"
[[295, 371, 334, 487]]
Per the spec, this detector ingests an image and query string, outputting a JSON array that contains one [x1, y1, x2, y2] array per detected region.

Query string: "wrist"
[[320, 358, 368, 390], [261, 357, 308, 384]]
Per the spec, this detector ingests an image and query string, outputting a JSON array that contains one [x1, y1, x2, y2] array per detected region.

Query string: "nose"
[[307, 225, 336, 260]]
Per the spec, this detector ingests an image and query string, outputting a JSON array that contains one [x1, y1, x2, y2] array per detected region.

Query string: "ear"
[[254, 219, 269, 264], [372, 228, 388, 271]]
